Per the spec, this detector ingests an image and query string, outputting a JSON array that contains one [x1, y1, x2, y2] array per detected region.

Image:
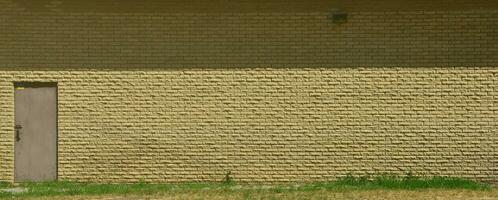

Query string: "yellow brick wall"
[[0, 67, 496, 183]]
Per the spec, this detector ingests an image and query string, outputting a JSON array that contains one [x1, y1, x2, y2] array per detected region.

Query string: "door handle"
[[14, 125, 22, 142]]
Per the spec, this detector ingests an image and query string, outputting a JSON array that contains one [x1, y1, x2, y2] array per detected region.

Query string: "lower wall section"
[[0, 67, 496, 183]]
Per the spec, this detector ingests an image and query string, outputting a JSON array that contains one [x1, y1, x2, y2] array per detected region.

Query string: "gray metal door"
[[14, 83, 57, 182]]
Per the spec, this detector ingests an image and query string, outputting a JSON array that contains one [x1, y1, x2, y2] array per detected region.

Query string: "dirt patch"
[[23, 188, 498, 200]]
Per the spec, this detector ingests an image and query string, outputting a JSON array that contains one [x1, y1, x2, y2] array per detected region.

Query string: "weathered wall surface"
[[0, 0, 497, 68], [0, 67, 496, 183], [0, 0, 497, 183]]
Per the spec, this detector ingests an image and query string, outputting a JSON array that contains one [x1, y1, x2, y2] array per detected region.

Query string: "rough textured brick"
[[0, 67, 496, 183]]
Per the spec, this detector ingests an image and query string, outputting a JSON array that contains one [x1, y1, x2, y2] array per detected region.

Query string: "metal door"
[[14, 83, 57, 182]]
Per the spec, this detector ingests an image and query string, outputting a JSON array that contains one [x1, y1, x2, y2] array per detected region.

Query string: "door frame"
[[13, 82, 58, 182]]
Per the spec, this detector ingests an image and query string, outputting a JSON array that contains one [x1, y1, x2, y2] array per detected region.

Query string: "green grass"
[[296, 175, 491, 191], [0, 176, 491, 198]]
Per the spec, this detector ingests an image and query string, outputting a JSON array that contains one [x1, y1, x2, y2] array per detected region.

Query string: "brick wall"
[[0, 67, 496, 183], [0, 0, 497, 68], [0, 0, 497, 183]]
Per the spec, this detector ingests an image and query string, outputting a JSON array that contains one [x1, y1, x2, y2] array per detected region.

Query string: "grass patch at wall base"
[[0, 176, 491, 198]]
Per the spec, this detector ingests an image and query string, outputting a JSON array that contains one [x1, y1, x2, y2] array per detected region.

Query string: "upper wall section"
[[0, 0, 497, 68], [10, 0, 498, 13]]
